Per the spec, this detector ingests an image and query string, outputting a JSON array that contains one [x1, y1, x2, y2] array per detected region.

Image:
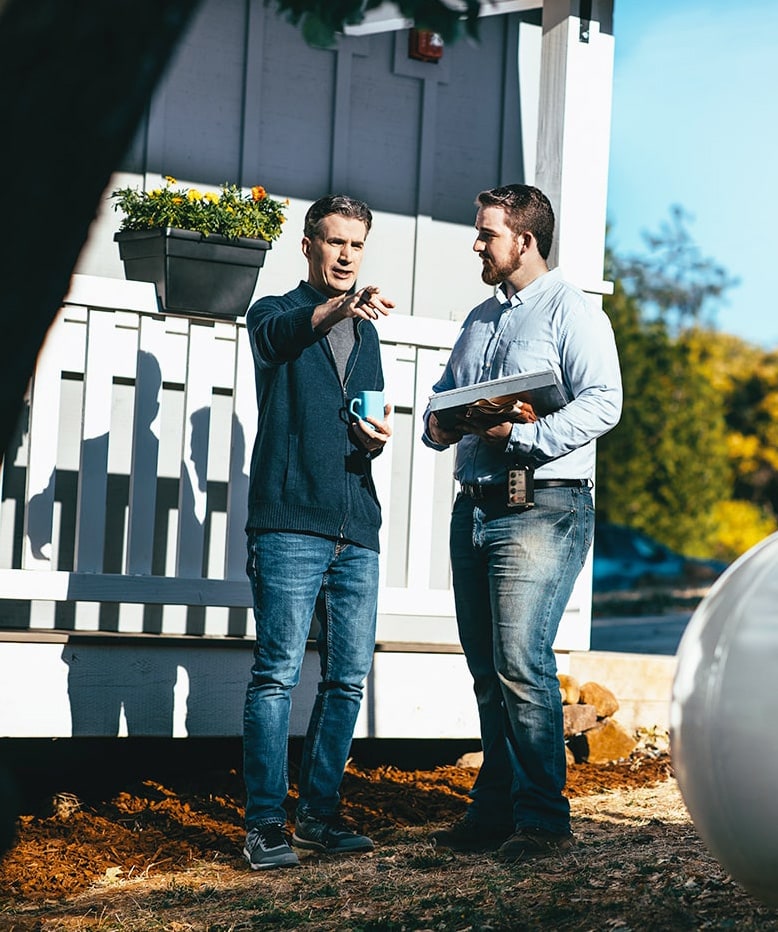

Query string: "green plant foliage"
[[611, 205, 738, 330], [599, 219, 778, 563], [111, 176, 288, 242], [597, 280, 732, 558], [266, 0, 481, 48]]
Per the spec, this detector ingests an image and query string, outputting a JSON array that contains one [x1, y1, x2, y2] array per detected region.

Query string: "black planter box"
[[114, 227, 271, 320]]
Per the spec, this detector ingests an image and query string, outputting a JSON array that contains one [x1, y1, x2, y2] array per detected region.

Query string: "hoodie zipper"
[[326, 319, 363, 539]]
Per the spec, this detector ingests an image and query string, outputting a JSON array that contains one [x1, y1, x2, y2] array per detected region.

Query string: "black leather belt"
[[460, 478, 590, 500]]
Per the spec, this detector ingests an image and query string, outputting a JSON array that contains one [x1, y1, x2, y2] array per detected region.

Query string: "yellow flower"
[[112, 178, 288, 242]]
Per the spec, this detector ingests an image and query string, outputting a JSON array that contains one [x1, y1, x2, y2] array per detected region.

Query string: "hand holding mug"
[[349, 390, 385, 424], [349, 391, 392, 453]]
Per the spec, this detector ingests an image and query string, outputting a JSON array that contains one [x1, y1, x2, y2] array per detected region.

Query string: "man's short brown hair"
[[476, 184, 555, 260]]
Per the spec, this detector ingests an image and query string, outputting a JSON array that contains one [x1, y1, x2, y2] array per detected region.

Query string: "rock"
[[457, 680, 632, 769], [558, 673, 580, 705], [579, 681, 619, 718], [574, 718, 637, 764], [563, 703, 597, 737], [456, 751, 484, 769]]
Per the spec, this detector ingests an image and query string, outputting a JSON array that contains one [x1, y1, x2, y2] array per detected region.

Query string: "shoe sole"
[[430, 840, 503, 853], [429, 831, 509, 853], [292, 834, 374, 854], [497, 838, 575, 863], [243, 846, 300, 870]]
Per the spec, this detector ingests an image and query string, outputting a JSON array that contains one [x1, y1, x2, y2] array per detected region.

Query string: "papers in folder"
[[428, 369, 568, 431]]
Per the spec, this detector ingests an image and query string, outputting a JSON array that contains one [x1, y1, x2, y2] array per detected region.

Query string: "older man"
[[242, 194, 393, 870]]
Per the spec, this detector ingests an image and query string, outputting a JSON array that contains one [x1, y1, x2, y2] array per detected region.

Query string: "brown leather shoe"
[[497, 827, 575, 862], [429, 816, 511, 852]]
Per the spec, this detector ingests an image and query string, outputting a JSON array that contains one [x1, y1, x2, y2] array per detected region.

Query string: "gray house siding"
[[0, 1, 619, 738], [121, 0, 539, 225]]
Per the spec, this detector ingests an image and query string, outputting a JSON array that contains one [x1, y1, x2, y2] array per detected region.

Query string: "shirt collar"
[[497, 288, 522, 310], [498, 267, 560, 307]]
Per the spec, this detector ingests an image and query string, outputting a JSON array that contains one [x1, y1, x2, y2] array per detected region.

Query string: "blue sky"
[[607, 0, 778, 348]]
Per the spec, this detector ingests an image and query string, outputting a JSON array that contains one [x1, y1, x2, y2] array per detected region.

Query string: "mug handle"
[[349, 398, 362, 418]]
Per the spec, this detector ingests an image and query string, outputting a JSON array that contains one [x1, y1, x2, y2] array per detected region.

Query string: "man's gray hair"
[[304, 194, 373, 239]]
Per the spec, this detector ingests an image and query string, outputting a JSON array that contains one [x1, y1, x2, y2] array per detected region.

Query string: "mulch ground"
[[0, 750, 672, 902]]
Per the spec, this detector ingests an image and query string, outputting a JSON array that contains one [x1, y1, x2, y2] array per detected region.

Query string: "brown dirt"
[[1, 745, 777, 931], [0, 751, 670, 902]]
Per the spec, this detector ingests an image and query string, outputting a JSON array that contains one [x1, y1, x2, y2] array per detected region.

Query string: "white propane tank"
[[670, 531, 778, 907]]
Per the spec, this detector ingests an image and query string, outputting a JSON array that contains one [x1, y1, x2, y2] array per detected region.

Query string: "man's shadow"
[[179, 409, 251, 736], [26, 349, 162, 592], [59, 350, 182, 735], [2, 349, 250, 736], [63, 396, 250, 737]]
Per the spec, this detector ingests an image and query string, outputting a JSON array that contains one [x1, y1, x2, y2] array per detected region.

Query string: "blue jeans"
[[243, 530, 378, 828], [449, 487, 594, 835]]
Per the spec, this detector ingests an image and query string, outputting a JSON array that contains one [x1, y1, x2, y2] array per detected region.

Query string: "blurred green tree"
[[597, 210, 778, 561], [596, 279, 731, 557], [611, 205, 738, 329]]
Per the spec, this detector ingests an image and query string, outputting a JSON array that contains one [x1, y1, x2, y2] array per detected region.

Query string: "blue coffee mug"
[[349, 390, 385, 424]]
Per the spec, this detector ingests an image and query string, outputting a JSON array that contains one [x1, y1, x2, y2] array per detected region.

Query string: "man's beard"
[[480, 243, 521, 286]]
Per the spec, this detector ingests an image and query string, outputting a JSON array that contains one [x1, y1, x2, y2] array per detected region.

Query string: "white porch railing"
[[0, 274, 593, 738], [0, 273, 592, 646]]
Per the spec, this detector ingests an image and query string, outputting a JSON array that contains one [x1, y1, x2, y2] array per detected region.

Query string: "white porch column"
[[535, 0, 615, 296]]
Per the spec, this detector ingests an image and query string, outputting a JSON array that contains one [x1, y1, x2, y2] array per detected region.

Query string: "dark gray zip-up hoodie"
[[245, 281, 384, 552]]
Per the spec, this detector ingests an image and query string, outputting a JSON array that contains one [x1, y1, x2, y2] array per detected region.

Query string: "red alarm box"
[[408, 29, 444, 63]]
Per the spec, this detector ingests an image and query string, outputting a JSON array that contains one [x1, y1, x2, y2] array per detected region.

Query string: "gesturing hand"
[[348, 286, 395, 321], [313, 286, 395, 332]]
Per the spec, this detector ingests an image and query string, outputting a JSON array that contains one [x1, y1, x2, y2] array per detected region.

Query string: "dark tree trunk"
[[0, 0, 202, 461]]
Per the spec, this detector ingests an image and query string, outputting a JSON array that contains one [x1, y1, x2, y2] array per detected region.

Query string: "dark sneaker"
[[292, 811, 374, 854], [244, 823, 300, 870], [429, 816, 510, 852], [497, 827, 575, 862]]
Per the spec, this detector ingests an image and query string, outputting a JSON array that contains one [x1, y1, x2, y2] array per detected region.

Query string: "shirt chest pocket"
[[504, 338, 557, 374]]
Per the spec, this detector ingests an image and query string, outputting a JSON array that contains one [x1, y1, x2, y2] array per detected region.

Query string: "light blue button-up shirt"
[[422, 268, 623, 484]]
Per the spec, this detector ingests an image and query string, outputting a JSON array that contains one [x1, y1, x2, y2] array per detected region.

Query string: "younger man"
[[424, 184, 622, 862]]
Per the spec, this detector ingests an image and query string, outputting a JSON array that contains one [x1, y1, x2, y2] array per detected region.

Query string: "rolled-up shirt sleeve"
[[507, 302, 622, 466]]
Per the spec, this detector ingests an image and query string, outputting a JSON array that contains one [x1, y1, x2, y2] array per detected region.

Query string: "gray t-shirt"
[[326, 317, 355, 382]]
